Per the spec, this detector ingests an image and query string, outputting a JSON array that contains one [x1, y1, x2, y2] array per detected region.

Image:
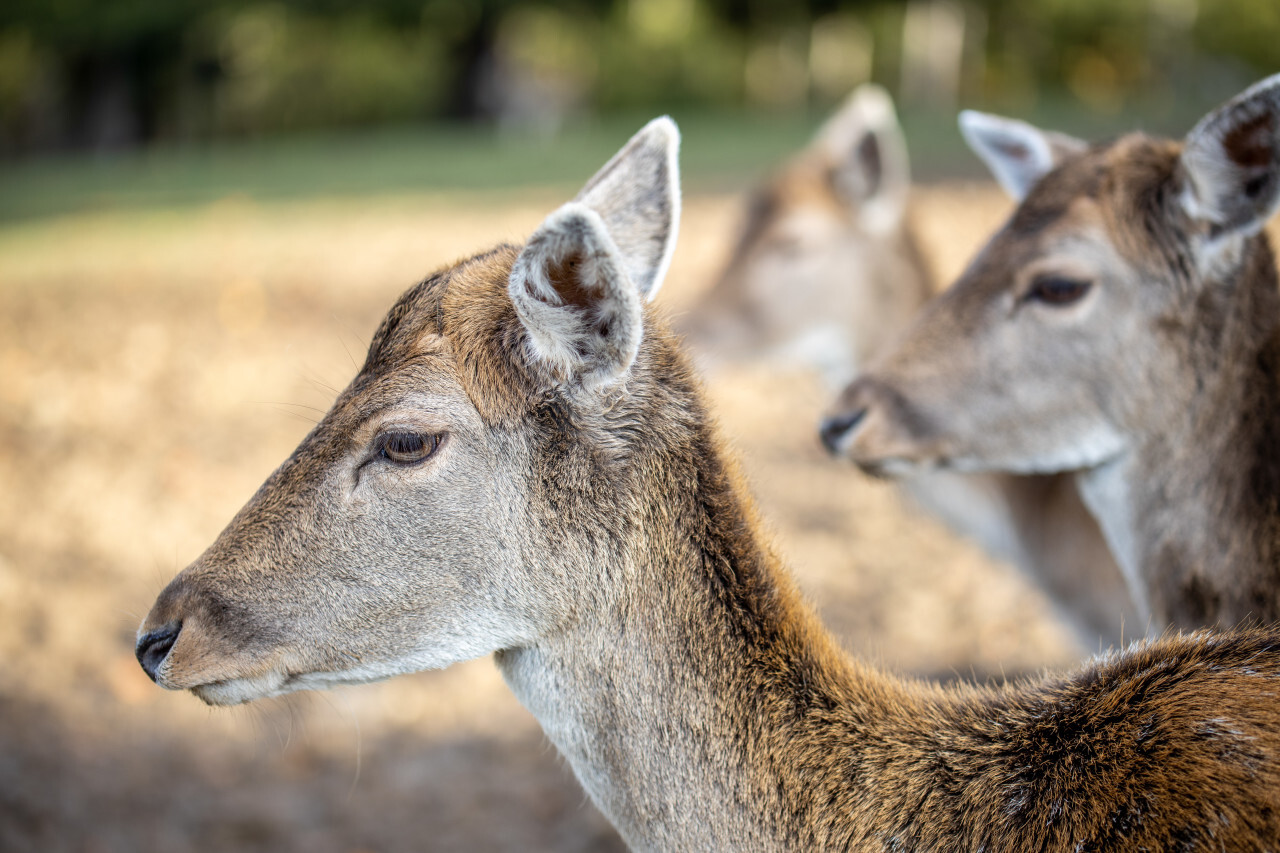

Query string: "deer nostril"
[[136, 622, 181, 682], [820, 409, 867, 455]]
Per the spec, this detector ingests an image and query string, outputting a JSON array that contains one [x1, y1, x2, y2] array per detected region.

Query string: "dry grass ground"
[[1, 184, 1107, 852]]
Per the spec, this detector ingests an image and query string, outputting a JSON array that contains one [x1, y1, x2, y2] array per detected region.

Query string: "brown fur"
[[137, 121, 1280, 849], [140, 229, 1280, 852]]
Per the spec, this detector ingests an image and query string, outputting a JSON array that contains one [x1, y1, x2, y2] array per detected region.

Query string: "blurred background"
[[1, 2, 1277, 852], [1, 0, 1278, 218]]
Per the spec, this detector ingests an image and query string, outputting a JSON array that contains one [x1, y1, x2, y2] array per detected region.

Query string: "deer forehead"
[[772, 158, 855, 219], [738, 161, 846, 236], [980, 137, 1184, 276], [357, 245, 540, 428]]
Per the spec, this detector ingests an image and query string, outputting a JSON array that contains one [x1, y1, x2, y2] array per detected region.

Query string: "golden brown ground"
[[0, 185, 1105, 852]]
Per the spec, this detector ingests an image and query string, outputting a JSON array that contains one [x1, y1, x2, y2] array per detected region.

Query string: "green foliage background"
[[0, 0, 1276, 221], [2, 0, 1277, 147]]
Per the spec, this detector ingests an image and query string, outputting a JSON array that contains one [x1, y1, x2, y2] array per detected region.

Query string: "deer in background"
[[137, 117, 1280, 850], [823, 74, 1280, 633], [678, 85, 931, 381], [680, 85, 1134, 648]]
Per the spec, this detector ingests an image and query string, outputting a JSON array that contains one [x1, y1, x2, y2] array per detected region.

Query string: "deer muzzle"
[[135, 569, 293, 704], [821, 375, 942, 476]]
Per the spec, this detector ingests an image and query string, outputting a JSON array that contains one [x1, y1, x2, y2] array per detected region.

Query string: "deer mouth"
[[820, 405, 945, 477], [192, 662, 420, 706], [188, 668, 355, 706], [853, 454, 936, 479], [136, 611, 297, 705], [190, 669, 293, 706]]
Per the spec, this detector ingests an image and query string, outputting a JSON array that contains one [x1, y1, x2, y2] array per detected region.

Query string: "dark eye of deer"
[[378, 432, 441, 466], [1027, 275, 1092, 306]]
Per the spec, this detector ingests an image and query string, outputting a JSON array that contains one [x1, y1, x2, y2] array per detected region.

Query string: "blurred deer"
[[823, 75, 1280, 633], [138, 117, 1280, 851], [679, 85, 930, 382], [681, 85, 1133, 648]]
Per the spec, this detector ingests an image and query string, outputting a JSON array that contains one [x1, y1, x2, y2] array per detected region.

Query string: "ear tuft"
[[574, 116, 681, 302], [959, 110, 1086, 201], [1181, 73, 1280, 238]]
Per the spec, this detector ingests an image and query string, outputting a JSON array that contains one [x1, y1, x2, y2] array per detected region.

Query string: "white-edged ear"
[[573, 116, 681, 302], [509, 119, 681, 389], [509, 204, 644, 389], [817, 84, 911, 234], [959, 111, 1087, 201], [1180, 73, 1280, 240]]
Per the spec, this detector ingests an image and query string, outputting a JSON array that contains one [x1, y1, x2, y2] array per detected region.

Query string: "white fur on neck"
[[497, 630, 754, 850], [1075, 457, 1152, 631]]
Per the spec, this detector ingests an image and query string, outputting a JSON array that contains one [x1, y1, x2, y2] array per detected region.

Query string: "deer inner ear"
[[548, 252, 595, 311]]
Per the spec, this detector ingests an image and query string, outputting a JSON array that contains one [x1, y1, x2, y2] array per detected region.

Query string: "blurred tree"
[[208, 6, 448, 136], [1196, 0, 1280, 80], [0, 0, 231, 150], [0, 0, 1277, 154]]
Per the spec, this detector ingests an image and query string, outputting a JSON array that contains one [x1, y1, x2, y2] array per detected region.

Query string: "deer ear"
[[1180, 74, 1280, 240], [572, 117, 681, 302], [818, 84, 911, 235], [509, 119, 681, 388], [959, 111, 1086, 201]]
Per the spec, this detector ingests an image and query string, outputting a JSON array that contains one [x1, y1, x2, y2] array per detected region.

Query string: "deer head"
[[679, 85, 927, 385], [136, 119, 681, 707], [821, 75, 1280, 480]]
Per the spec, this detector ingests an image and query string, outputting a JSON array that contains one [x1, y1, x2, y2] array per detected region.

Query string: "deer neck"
[[1077, 236, 1280, 629], [494, 376, 906, 850]]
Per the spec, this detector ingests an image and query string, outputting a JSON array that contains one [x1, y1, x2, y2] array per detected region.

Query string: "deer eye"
[[1026, 275, 1092, 306], [377, 432, 442, 466]]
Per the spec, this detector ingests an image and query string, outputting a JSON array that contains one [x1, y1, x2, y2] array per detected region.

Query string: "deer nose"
[[820, 409, 867, 455], [136, 622, 181, 682]]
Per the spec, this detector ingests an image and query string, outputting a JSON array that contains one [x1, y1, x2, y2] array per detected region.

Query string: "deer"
[[821, 74, 1280, 636], [136, 117, 1280, 850], [677, 85, 932, 382], [679, 84, 1134, 649]]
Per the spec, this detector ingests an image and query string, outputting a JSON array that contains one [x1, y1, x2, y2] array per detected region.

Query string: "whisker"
[[260, 400, 329, 416], [331, 314, 368, 373], [258, 402, 322, 427], [303, 375, 341, 397], [334, 322, 358, 372], [335, 691, 363, 803]]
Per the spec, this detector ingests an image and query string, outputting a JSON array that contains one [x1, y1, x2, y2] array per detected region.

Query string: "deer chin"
[[189, 647, 490, 706], [189, 663, 405, 706], [853, 454, 934, 479], [190, 669, 292, 706], [947, 429, 1129, 477]]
